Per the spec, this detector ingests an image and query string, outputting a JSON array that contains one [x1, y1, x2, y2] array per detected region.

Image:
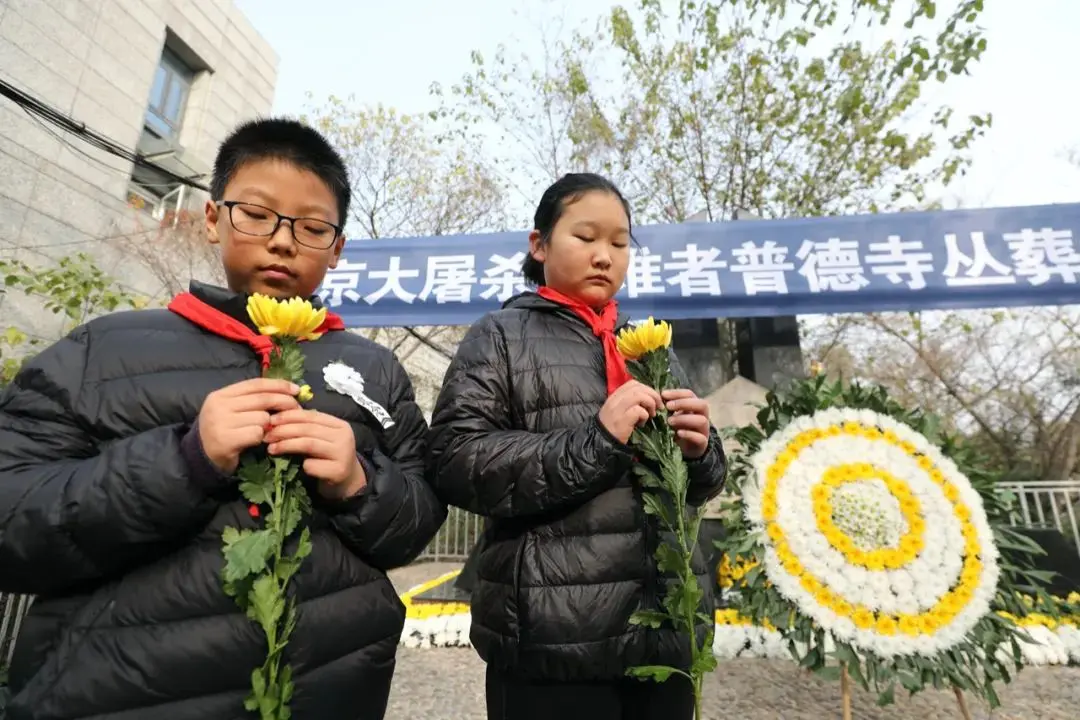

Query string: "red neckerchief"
[[537, 286, 632, 395], [168, 292, 345, 367]]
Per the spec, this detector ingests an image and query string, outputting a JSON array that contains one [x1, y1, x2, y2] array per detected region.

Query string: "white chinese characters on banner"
[[796, 238, 870, 292], [1004, 228, 1080, 285], [864, 235, 935, 290], [626, 247, 665, 298], [316, 227, 1080, 309], [942, 232, 1014, 286], [731, 241, 795, 295], [479, 252, 529, 301], [365, 257, 419, 304], [320, 258, 367, 306], [666, 243, 728, 296], [419, 255, 477, 303]]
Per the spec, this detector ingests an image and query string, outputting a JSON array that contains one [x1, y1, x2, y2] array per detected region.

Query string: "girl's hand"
[[662, 389, 712, 460], [597, 380, 664, 443]]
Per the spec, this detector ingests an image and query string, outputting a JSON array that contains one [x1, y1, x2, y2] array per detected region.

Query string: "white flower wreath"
[[741, 407, 1000, 658]]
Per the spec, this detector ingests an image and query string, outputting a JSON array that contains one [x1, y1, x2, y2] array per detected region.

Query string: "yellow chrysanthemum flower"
[[852, 608, 875, 629], [897, 614, 921, 636], [616, 317, 672, 360], [876, 615, 899, 636], [247, 294, 327, 340], [297, 384, 314, 402]]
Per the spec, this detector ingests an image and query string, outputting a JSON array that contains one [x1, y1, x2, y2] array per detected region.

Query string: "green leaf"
[[815, 665, 841, 682], [281, 599, 300, 644], [631, 462, 664, 488], [222, 528, 276, 583], [897, 668, 922, 692], [280, 663, 295, 704], [628, 609, 668, 629], [223, 573, 254, 602], [247, 574, 285, 634], [279, 488, 309, 538], [640, 492, 674, 526], [625, 665, 680, 683], [268, 340, 306, 383], [799, 645, 821, 669], [691, 650, 718, 676], [257, 690, 278, 719], [833, 642, 859, 667], [294, 526, 313, 561], [245, 667, 268, 711], [995, 527, 1046, 555], [222, 525, 242, 546], [653, 543, 683, 574], [238, 459, 276, 505]]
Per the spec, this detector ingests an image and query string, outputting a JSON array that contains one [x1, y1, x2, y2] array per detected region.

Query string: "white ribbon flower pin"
[[323, 362, 395, 429]]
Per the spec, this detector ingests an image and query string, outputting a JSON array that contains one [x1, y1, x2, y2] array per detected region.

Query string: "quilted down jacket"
[[427, 292, 726, 682], [0, 282, 446, 719]]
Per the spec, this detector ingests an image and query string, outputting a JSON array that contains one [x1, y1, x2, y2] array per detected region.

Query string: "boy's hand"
[[199, 378, 301, 474], [264, 409, 367, 500], [662, 389, 712, 460]]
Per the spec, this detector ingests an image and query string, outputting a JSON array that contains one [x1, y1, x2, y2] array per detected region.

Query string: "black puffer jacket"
[[0, 282, 446, 720], [427, 293, 726, 682]]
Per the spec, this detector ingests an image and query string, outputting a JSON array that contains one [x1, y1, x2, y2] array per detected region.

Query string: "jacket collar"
[[503, 291, 632, 328]]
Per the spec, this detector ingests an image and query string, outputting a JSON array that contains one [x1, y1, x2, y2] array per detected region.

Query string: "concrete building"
[[0, 0, 278, 326]]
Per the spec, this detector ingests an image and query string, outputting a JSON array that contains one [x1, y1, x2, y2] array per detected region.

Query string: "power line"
[[0, 77, 209, 193], [17, 108, 187, 190]]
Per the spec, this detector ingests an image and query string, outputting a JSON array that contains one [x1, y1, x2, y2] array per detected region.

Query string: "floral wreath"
[[716, 377, 1063, 710]]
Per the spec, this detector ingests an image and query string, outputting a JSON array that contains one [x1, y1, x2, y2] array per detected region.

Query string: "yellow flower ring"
[[812, 464, 925, 571], [744, 408, 1000, 658]]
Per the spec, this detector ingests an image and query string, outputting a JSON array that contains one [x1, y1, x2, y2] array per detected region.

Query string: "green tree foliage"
[[434, 0, 990, 221], [0, 253, 142, 386]]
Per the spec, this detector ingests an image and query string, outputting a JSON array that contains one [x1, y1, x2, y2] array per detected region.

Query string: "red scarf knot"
[[537, 286, 632, 395], [168, 292, 344, 369]]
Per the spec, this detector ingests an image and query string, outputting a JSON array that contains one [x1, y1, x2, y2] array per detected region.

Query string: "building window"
[[145, 47, 194, 139]]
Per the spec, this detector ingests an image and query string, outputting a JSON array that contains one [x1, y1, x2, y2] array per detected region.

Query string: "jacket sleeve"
[[323, 354, 447, 571], [0, 327, 232, 596], [427, 314, 635, 519], [668, 350, 727, 507]]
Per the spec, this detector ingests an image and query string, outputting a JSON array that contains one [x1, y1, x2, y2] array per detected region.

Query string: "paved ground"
[[388, 561, 463, 596], [386, 564, 1080, 719]]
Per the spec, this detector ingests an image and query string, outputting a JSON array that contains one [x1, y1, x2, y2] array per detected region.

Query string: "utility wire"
[[0, 77, 209, 193]]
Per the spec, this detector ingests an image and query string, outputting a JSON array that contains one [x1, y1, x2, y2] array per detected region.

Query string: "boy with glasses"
[[0, 118, 445, 720]]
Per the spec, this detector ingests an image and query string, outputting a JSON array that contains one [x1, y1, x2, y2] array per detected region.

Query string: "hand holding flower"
[[265, 408, 367, 499], [662, 389, 712, 460], [198, 378, 301, 474]]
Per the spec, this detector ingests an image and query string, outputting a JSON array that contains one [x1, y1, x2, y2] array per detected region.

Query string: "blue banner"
[[318, 203, 1080, 327]]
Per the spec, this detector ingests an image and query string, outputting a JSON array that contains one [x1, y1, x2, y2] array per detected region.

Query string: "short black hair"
[[523, 172, 632, 286], [210, 118, 350, 226]]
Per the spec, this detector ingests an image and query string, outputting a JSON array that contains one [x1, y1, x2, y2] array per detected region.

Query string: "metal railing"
[[998, 480, 1080, 551], [1, 593, 32, 669], [417, 506, 485, 562], [2, 481, 1078, 671]]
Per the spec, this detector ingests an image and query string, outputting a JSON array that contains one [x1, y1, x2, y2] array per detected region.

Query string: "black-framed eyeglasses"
[[219, 201, 342, 250]]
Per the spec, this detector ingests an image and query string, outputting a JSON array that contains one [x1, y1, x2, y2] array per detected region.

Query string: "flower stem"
[[664, 426, 706, 719]]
